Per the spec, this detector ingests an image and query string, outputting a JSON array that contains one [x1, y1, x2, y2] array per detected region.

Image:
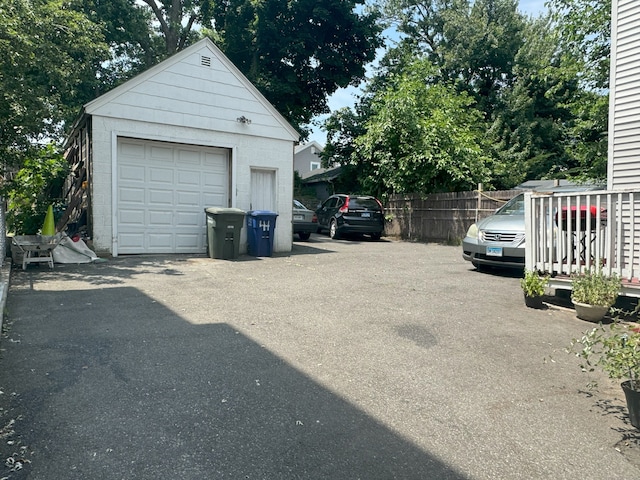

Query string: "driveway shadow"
[[0, 285, 468, 479]]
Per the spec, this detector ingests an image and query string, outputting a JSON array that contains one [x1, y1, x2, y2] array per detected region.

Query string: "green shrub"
[[2, 145, 68, 235]]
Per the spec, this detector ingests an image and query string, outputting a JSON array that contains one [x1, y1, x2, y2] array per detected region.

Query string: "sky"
[[308, 0, 549, 146]]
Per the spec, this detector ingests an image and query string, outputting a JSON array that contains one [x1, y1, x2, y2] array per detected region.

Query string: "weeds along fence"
[[384, 189, 521, 244]]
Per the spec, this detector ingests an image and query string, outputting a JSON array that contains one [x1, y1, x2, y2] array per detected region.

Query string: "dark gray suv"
[[316, 194, 384, 240]]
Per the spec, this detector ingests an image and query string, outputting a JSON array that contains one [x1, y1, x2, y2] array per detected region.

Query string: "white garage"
[[62, 38, 299, 256], [116, 138, 230, 254]]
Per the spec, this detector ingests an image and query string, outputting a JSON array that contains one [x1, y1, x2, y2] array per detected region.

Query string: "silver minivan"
[[462, 194, 526, 269]]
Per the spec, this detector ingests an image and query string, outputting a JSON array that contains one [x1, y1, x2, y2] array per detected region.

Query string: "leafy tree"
[[0, 0, 108, 165], [384, 0, 525, 116], [487, 15, 582, 187], [548, 0, 611, 90], [209, 0, 382, 134], [81, 0, 382, 135], [351, 60, 491, 196], [548, 0, 611, 180], [139, 0, 214, 55], [70, 0, 161, 85], [2, 144, 69, 234]]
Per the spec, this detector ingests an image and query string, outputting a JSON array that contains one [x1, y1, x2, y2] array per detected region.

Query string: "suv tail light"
[[339, 197, 350, 213], [312, 214, 318, 223]]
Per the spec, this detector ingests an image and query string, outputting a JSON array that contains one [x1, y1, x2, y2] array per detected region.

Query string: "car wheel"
[[370, 232, 381, 241], [298, 232, 311, 241], [329, 219, 340, 239]]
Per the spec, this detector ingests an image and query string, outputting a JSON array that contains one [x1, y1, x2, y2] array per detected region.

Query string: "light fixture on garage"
[[236, 115, 252, 125]]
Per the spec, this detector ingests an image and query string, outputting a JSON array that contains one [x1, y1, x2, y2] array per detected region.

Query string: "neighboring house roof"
[[301, 166, 343, 184], [73, 37, 299, 142], [515, 179, 606, 192], [294, 140, 324, 155]]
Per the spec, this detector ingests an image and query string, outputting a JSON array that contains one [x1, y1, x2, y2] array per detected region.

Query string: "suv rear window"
[[349, 197, 380, 210]]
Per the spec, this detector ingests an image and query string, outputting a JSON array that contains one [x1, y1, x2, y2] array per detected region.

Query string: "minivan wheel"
[[329, 219, 340, 239], [370, 232, 381, 241]]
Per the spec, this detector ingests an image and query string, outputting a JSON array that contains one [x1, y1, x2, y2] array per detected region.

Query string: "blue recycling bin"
[[246, 210, 278, 257]]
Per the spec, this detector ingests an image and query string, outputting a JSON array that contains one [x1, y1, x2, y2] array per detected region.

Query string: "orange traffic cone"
[[41, 205, 55, 236]]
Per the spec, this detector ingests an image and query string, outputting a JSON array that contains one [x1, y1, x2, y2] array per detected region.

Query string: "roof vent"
[[201, 56, 211, 67]]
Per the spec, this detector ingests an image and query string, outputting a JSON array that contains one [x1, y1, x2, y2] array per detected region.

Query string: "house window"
[[310, 162, 321, 171]]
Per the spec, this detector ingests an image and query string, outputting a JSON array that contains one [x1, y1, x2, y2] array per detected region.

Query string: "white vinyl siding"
[[116, 138, 229, 254], [609, 0, 640, 190]]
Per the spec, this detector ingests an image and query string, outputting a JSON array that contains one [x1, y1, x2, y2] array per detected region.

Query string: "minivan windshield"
[[496, 194, 525, 215]]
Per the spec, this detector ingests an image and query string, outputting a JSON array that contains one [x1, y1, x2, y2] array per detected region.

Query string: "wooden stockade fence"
[[384, 189, 521, 244]]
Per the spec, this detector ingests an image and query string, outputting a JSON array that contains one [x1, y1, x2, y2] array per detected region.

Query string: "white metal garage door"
[[116, 138, 230, 254]]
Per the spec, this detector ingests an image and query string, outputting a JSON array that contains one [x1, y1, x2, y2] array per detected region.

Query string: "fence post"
[[476, 183, 483, 223]]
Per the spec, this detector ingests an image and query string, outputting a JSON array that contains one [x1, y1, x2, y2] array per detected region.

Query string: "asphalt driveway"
[[0, 235, 638, 479]]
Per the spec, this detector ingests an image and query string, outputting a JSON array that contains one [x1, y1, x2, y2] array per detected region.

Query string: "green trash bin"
[[204, 207, 246, 259]]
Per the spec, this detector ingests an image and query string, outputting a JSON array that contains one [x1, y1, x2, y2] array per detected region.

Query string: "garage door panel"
[[175, 211, 200, 226], [120, 165, 146, 181], [119, 188, 145, 204], [177, 149, 201, 164], [120, 141, 145, 159], [202, 192, 226, 206], [175, 233, 201, 249], [119, 209, 145, 225], [176, 170, 201, 187], [148, 233, 174, 250], [176, 191, 200, 206], [149, 168, 174, 184], [150, 145, 174, 162], [148, 210, 173, 226], [119, 233, 145, 249], [149, 189, 174, 205], [117, 138, 229, 254], [202, 172, 226, 188], [204, 151, 227, 166]]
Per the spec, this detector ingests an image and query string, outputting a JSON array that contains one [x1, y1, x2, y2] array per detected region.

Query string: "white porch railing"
[[524, 190, 640, 297]]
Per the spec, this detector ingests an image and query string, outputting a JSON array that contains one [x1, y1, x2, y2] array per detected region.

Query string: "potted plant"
[[520, 270, 548, 309], [569, 320, 640, 429], [570, 267, 621, 322]]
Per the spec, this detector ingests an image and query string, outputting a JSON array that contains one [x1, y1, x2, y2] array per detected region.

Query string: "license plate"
[[486, 246, 503, 257], [361, 212, 371, 218], [293, 215, 304, 221]]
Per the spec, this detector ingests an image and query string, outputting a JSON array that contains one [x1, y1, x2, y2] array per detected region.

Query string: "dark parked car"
[[316, 194, 384, 240], [292, 199, 317, 241]]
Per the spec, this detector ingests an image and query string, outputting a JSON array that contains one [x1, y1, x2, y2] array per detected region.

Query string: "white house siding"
[[608, 0, 640, 190], [84, 39, 297, 256]]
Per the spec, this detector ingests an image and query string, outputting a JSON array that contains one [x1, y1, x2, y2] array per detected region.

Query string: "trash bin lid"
[[247, 210, 279, 217], [205, 207, 246, 215]]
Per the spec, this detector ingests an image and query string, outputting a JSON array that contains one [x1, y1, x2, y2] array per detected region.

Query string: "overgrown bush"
[[2, 145, 68, 235]]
